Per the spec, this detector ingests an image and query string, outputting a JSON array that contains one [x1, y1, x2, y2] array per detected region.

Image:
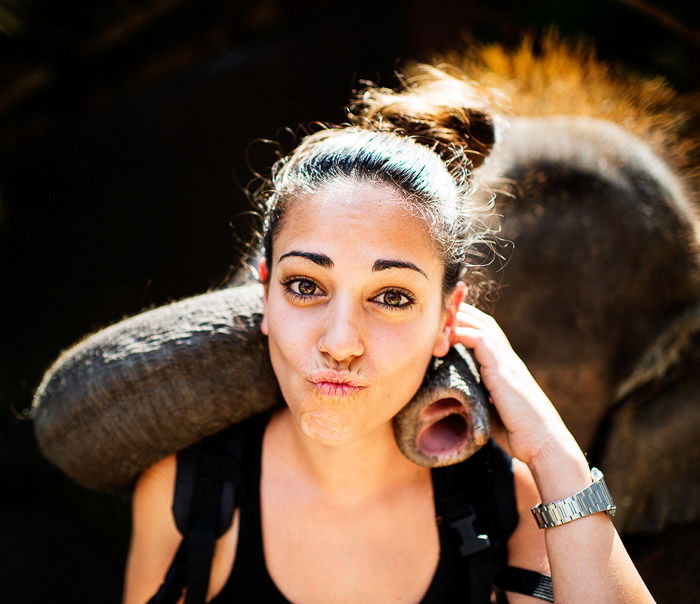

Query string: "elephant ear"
[[601, 319, 700, 533]]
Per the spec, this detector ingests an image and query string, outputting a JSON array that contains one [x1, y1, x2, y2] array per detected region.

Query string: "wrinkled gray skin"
[[394, 344, 490, 467], [32, 114, 700, 599], [33, 284, 278, 493]]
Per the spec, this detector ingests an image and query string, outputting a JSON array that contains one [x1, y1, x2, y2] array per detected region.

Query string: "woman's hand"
[[450, 301, 581, 469]]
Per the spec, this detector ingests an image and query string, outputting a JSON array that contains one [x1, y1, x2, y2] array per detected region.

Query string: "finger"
[[451, 325, 483, 347], [456, 303, 504, 331], [457, 302, 495, 321], [455, 311, 510, 348], [452, 326, 504, 369]]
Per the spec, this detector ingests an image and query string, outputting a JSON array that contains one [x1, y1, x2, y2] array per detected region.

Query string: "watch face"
[[591, 467, 603, 481]]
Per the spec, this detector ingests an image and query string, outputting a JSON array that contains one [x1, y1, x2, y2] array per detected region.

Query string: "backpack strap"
[[433, 440, 553, 603], [147, 418, 250, 604], [431, 440, 518, 602], [494, 566, 554, 602]]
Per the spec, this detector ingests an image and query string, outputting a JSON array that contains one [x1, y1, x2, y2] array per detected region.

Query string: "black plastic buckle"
[[450, 508, 491, 556]]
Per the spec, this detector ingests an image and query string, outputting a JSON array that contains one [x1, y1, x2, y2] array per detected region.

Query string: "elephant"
[[32, 38, 700, 601], [471, 111, 700, 602], [477, 113, 700, 534]]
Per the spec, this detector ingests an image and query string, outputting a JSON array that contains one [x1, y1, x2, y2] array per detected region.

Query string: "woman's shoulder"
[[132, 452, 179, 539], [133, 452, 178, 514], [124, 453, 180, 603]]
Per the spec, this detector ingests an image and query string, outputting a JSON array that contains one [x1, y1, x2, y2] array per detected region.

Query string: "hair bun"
[[349, 66, 498, 169]]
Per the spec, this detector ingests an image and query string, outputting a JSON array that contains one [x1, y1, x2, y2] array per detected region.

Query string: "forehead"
[[274, 180, 443, 272]]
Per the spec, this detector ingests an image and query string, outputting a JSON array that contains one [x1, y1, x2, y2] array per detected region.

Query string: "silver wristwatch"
[[531, 467, 616, 529]]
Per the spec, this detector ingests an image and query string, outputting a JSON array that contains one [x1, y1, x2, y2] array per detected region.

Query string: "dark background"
[[1, 1, 697, 601]]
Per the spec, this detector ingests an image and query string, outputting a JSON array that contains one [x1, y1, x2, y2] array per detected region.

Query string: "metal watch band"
[[531, 467, 616, 529]]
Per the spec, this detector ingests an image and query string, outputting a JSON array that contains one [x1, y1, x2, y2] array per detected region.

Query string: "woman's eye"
[[373, 289, 415, 309], [284, 278, 321, 298], [295, 279, 317, 295]]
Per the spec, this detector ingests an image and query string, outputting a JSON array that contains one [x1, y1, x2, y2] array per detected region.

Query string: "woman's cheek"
[[268, 301, 316, 352], [371, 320, 436, 397], [374, 309, 438, 358]]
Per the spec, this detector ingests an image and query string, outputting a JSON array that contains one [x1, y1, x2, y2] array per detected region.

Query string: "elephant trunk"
[[394, 345, 490, 467]]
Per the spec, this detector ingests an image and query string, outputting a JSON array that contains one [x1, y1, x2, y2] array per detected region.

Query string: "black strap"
[[434, 440, 554, 603], [184, 472, 228, 604], [148, 420, 249, 604], [433, 440, 507, 602], [433, 439, 557, 603], [494, 566, 554, 602]]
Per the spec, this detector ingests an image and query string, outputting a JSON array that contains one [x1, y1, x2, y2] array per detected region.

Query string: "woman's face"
[[261, 180, 462, 447]]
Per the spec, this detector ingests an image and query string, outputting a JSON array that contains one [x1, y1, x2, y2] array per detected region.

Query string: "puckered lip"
[[306, 371, 368, 388]]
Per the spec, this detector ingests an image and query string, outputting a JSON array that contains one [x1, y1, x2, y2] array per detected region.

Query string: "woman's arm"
[[123, 455, 182, 604], [452, 300, 655, 603]]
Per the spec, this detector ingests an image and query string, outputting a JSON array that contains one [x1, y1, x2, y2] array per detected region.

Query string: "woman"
[[124, 75, 654, 603]]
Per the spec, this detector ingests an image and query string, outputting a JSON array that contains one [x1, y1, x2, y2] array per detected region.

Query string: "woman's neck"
[[265, 408, 428, 506]]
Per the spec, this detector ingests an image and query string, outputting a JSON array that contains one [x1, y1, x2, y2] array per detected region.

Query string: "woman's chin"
[[299, 411, 357, 446]]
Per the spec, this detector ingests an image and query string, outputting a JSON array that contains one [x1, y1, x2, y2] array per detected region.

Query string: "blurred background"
[[1, 1, 697, 601]]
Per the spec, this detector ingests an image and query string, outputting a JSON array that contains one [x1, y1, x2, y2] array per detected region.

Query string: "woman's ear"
[[432, 282, 467, 357], [259, 259, 270, 336]]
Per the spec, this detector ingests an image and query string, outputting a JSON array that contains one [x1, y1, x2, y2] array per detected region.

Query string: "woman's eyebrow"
[[278, 250, 333, 268], [372, 259, 428, 279]]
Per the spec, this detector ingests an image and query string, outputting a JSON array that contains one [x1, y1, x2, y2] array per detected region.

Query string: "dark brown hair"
[[256, 67, 500, 295]]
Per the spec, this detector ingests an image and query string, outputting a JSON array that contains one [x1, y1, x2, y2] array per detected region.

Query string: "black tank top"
[[207, 414, 489, 603]]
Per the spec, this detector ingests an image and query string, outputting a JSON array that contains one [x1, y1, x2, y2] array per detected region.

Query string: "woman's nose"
[[317, 299, 365, 363]]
